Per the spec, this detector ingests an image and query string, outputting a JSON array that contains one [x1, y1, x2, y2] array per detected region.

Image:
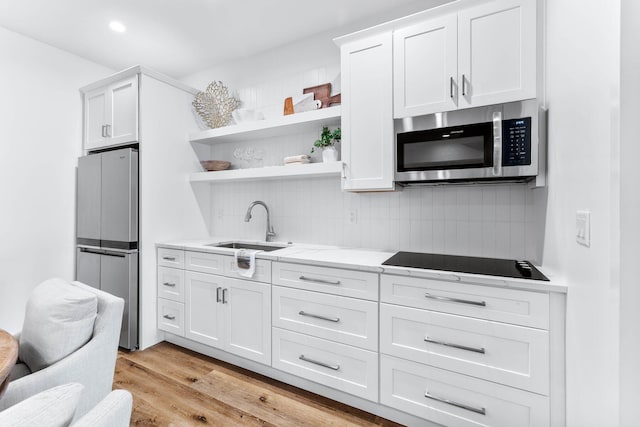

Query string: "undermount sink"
[[206, 241, 288, 252]]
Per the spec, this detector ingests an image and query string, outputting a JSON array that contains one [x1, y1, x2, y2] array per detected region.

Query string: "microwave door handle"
[[492, 111, 502, 176]]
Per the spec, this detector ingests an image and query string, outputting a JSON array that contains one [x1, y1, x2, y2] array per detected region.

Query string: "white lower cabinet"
[[157, 298, 184, 336], [272, 285, 378, 351], [185, 270, 271, 365], [380, 303, 549, 394], [272, 328, 378, 402], [380, 355, 549, 427], [157, 247, 564, 426]]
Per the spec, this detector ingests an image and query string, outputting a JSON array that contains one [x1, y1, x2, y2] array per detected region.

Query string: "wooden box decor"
[[303, 83, 341, 108], [193, 81, 241, 128]]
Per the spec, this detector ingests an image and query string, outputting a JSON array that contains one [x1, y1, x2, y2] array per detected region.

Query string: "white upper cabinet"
[[458, 0, 536, 108], [393, 0, 536, 118], [394, 14, 458, 118], [84, 75, 139, 151], [339, 31, 395, 192]]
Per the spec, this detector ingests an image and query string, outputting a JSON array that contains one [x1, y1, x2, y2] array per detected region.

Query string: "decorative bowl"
[[201, 160, 231, 171]]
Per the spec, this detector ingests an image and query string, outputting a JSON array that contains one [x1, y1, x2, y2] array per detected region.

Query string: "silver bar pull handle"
[[299, 355, 340, 371], [424, 337, 485, 354], [462, 74, 467, 96], [341, 162, 347, 179], [101, 125, 106, 138], [163, 282, 176, 288], [492, 111, 502, 176], [424, 293, 486, 307], [424, 391, 486, 415], [163, 314, 176, 321], [299, 276, 341, 286], [162, 256, 176, 261], [299, 311, 340, 323], [222, 288, 228, 304], [216, 287, 222, 303], [105, 124, 111, 137], [450, 76, 454, 98]]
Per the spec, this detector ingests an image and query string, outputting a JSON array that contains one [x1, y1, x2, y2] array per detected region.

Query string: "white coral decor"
[[193, 81, 241, 128]]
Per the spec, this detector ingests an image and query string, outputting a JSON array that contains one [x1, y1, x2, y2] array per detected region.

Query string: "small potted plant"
[[311, 126, 341, 162]]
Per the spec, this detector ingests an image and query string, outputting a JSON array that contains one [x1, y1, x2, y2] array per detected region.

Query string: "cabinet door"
[[394, 14, 458, 118], [458, 0, 536, 108], [185, 271, 224, 349], [108, 76, 139, 146], [341, 32, 394, 192], [224, 277, 271, 365], [84, 88, 108, 151]]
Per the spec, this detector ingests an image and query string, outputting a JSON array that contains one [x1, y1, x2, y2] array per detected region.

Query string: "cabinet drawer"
[[380, 303, 549, 394], [157, 248, 185, 269], [272, 328, 378, 402], [223, 256, 271, 283], [380, 355, 549, 427], [185, 251, 226, 275], [157, 298, 184, 336], [381, 274, 549, 329], [272, 262, 378, 300], [157, 267, 185, 302], [273, 286, 378, 351]]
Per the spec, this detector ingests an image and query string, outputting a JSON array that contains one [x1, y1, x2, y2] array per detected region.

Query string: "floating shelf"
[[190, 161, 344, 183], [189, 106, 342, 144]]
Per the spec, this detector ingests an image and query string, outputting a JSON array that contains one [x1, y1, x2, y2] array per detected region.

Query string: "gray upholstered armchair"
[[0, 279, 125, 422]]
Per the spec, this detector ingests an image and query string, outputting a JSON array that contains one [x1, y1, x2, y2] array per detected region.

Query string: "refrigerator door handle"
[[80, 247, 105, 255], [103, 250, 127, 258]]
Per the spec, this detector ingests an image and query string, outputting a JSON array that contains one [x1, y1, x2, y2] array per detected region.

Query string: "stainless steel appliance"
[[382, 252, 548, 281], [395, 99, 544, 184], [76, 147, 138, 350]]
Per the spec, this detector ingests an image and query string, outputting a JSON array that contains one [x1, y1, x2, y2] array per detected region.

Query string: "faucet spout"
[[244, 201, 276, 242]]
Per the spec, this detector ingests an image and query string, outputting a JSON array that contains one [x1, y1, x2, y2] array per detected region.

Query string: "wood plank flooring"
[[114, 342, 404, 427]]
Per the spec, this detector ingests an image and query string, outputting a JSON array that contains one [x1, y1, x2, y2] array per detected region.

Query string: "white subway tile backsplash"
[[207, 179, 536, 259]]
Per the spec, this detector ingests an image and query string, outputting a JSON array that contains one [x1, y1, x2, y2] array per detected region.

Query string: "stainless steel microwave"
[[395, 100, 543, 184]]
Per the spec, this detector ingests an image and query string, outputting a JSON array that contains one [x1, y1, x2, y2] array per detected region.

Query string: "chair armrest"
[[72, 390, 132, 427]]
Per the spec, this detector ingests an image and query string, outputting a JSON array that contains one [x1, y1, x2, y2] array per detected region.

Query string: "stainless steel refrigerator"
[[76, 147, 138, 350]]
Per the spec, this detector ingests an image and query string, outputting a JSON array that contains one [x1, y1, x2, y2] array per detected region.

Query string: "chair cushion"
[[0, 382, 83, 426], [9, 362, 31, 381], [19, 278, 98, 372]]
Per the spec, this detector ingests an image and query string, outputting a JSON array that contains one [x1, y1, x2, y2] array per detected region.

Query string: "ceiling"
[[0, 0, 451, 79]]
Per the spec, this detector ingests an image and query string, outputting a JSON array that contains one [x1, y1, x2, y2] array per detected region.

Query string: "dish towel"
[[234, 249, 260, 278]]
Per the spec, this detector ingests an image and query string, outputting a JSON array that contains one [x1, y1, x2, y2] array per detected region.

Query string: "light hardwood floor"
[[114, 342, 404, 426]]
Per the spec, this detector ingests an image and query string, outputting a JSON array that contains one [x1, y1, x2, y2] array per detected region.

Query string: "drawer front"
[[273, 286, 378, 351], [272, 262, 379, 300], [157, 247, 185, 269], [380, 355, 549, 427], [272, 328, 378, 402], [185, 251, 226, 275], [223, 256, 272, 283], [157, 298, 184, 336], [381, 274, 550, 329], [157, 266, 185, 302], [380, 303, 549, 394]]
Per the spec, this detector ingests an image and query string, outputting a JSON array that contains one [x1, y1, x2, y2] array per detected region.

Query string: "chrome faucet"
[[244, 201, 276, 242]]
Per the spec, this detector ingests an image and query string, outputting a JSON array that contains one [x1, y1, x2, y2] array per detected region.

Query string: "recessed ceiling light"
[[109, 21, 126, 33]]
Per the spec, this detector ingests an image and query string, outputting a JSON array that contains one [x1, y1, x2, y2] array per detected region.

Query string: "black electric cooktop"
[[382, 252, 549, 281]]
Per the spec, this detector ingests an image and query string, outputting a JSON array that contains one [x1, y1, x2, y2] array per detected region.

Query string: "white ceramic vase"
[[322, 146, 339, 162]]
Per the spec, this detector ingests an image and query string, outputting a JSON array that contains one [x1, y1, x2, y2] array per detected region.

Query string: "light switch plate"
[[576, 210, 591, 247]]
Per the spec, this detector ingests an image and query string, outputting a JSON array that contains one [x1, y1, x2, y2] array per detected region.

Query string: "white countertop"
[[157, 238, 568, 293]]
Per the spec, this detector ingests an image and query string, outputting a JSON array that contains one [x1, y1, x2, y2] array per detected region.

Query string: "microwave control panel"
[[502, 117, 532, 166]]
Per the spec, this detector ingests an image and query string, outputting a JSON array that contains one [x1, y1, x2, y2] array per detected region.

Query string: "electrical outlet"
[[576, 210, 590, 247], [349, 209, 358, 224]]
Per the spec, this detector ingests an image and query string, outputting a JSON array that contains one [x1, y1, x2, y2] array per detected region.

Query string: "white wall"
[[619, 0, 640, 424], [0, 26, 113, 333], [544, 1, 621, 425]]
